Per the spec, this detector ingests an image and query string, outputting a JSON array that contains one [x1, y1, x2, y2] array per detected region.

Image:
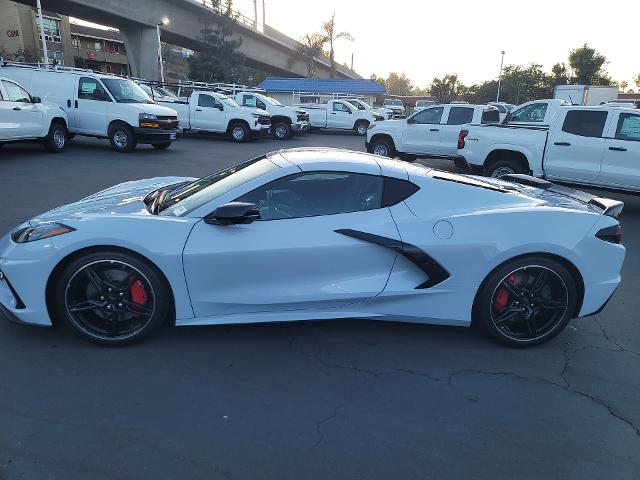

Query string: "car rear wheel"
[[44, 122, 67, 153], [370, 138, 395, 158], [54, 251, 171, 346], [475, 256, 578, 347], [485, 158, 527, 178], [109, 124, 137, 153]]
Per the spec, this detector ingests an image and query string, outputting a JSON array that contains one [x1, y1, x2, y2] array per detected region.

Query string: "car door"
[[182, 171, 399, 318], [599, 111, 640, 190], [441, 106, 475, 156], [401, 106, 444, 155], [191, 93, 225, 132], [544, 109, 609, 183], [0, 79, 42, 138], [74, 76, 110, 135], [328, 101, 353, 129]]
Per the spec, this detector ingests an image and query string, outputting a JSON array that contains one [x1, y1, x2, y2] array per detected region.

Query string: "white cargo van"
[[0, 63, 180, 153]]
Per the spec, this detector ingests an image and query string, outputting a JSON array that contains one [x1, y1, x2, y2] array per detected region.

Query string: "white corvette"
[[0, 149, 625, 347]]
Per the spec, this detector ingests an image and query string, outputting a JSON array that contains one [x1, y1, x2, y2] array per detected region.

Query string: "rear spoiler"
[[502, 174, 624, 219]]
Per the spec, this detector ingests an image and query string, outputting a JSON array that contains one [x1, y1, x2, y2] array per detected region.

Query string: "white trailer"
[[554, 85, 619, 106]]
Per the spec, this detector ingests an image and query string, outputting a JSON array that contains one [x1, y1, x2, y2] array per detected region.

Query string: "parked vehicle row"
[[366, 103, 500, 161], [234, 92, 310, 139]]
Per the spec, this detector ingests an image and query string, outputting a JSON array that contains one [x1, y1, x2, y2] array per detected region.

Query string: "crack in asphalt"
[[593, 316, 640, 357], [311, 404, 349, 451]]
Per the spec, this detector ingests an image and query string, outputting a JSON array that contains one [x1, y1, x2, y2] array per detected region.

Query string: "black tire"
[[53, 250, 171, 346], [355, 120, 369, 136], [229, 122, 249, 143], [43, 122, 67, 153], [108, 124, 137, 153], [474, 256, 579, 347], [370, 137, 395, 158], [272, 121, 291, 140], [152, 142, 172, 150], [484, 158, 527, 178]]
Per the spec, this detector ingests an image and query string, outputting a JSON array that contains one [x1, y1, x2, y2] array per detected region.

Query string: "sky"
[[232, 0, 640, 89]]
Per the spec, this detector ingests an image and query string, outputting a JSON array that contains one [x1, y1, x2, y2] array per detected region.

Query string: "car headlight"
[[11, 223, 75, 243], [139, 113, 159, 128]]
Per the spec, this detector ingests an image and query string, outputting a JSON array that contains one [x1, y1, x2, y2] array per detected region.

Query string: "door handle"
[[74, 100, 78, 108], [330, 112, 337, 115], [429, 128, 439, 132], [609, 146, 627, 152], [195, 108, 203, 112], [554, 141, 571, 146], [67, 99, 71, 108], [12, 107, 22, 111]]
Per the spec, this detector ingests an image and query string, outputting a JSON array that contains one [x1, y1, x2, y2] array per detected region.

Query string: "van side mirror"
[[503, 112, 511, 124], [31, 96, 41, 104], [406, 116, 415, 124], [217, 104, 224, 111], [204, 202, 260, 226]]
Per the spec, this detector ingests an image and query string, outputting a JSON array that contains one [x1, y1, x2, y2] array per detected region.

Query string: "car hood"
[[31, 176, 196, 223], [128, 103, 179, 116]]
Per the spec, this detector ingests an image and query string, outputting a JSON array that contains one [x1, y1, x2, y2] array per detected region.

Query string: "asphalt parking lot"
[[1, 132, 639, 480]]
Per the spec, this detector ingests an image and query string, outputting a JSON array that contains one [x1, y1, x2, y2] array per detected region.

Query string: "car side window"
[[242, 95, 257, 107], [198, 94, 221, 108], [615, 113, 640, 142], [510, 103, 547, 123], [481, 108, 500, 124], [2, 80, 31, 102], [236, 171, 384, 221], [447, 107, 474, 125], [333, 102, 352, 113], [412, 107, 444, 124], [78, 77, 108, 101], [561, 110, 608, 138]]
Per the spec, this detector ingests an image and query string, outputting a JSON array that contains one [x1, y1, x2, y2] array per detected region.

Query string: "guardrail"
[[198, 0, 263, 32]]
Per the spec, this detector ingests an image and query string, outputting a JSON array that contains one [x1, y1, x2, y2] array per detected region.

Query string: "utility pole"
[[36, 0, 49, 66], [262, 0, 266, 28], [157, 19, 169, 83], [253, 0, 258, 28], [496, 50, 505, 102], [350, 52, 353, 71]]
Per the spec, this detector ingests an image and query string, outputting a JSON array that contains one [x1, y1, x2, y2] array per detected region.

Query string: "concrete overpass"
[[15, 0, 360, 80]]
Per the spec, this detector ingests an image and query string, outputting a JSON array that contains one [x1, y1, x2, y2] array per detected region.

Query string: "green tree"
[[568, 44, 612, 85], [287, 33, 326, 77], [634, 74, 640, 89], [321, 14, 353, 78], [551, 62, 570, 86], [187, 0, 248, 83], [385, 72, 414, 96], [619, 81, 628, 93], [429, 74, 463, 103]]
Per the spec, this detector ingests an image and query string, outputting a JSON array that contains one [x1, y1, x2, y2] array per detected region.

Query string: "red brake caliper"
[[493, 274, 517, 311], [129, 279, 148, 318]]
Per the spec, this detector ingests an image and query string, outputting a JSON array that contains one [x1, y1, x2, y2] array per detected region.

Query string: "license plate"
[[170, 132, 177, 140]]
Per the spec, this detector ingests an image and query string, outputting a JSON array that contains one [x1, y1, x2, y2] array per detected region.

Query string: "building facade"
[[0, 0, 73, 66], [70, 24, 129, 76]]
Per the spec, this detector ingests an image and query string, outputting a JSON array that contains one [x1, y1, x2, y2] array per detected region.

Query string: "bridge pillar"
[[119, 26, 159, 81]]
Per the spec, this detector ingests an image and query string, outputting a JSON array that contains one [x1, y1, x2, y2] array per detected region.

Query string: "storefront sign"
[[7, 30, 20, 38]]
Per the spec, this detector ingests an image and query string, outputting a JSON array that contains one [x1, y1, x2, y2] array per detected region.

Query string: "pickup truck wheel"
[[230, 123, 249, 143], [371, 138, 395, 158], [273, 122, 291, 140], [109, 124, 137, 153], [152, 142, 172, 150], [355, 121, 369, 136], [485, 159, 526, 178], [44, 122, 67, 153]]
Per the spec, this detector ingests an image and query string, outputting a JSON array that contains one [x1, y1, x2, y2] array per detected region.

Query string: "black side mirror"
[[204, 202, 260, 226], [502, 112, 511, 124], [406, 117, 415, 124], [217, 104, 224, 111], [31, 96, 41, 104]]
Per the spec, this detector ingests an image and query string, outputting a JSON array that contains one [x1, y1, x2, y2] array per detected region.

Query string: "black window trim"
[[446, 106, 475, 125], [560, 109, 609, 138]]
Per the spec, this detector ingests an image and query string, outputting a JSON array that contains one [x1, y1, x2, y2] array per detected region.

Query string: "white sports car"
[[0, 148, 625, 347]]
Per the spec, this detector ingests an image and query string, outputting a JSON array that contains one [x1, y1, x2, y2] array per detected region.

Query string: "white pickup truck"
[[458, 102, 640, 193], [0, 76, 68, 152], [158, 91, 270, 142], [293, 99, 385, 136], [234, 91, 309, 139], [343, 98, 393, 120], [366, 103, 500, 161]]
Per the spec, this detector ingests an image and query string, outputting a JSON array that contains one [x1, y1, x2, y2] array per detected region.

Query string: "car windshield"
[[161, 157, 279, 216], [103, 79, 153, 103], [218, 95, 239, 107], [263, 96, 282, 106], [156, 87, 178, 99]]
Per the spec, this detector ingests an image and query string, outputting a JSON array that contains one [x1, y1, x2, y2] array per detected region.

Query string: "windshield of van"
[[102, 79, 153, 104]]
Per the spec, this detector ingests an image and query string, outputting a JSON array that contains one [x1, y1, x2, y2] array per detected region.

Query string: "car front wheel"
[[273, 122, 291, 140], [475, 256, 578, 347], [54, 251, 171, 345], [109, 124, 137, 153], [370, 138, 395, 158], [355, 121, 369, 136], [44, 122, 67, 153]]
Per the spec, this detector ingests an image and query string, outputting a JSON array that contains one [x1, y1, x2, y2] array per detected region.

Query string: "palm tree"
[[321, 14, 353, 78], [287, 33, 325, 77]]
